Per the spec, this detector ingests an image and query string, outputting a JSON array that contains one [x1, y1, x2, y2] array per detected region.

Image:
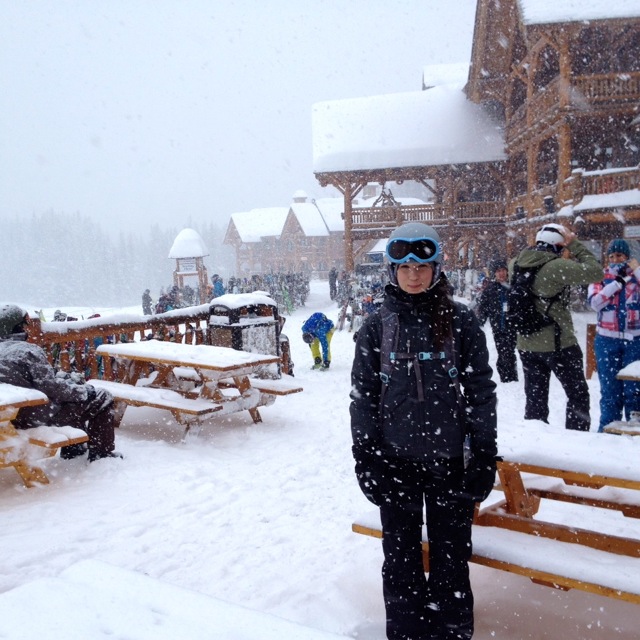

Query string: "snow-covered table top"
[[0, 383, 48, 410], [0, 559, 347, 640], [498, 422, 640, 484], [97, 341, 279, 371]]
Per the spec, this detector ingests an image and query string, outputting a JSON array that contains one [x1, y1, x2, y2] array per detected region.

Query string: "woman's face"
[[608, 252, 628, 265], [396, 262, 434, 294]]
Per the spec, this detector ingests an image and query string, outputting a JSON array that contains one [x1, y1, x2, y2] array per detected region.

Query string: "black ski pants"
[[519, 344, 590, 431], [379, 457, 475, 640], [16, 394, 116, 458], [492, 328, 518, 383]]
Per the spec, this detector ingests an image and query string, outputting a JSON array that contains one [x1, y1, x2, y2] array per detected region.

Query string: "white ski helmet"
[[535, 223, 566, 247]]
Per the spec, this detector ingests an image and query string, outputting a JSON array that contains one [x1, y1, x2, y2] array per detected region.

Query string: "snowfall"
[[1, 279, 639, 640]]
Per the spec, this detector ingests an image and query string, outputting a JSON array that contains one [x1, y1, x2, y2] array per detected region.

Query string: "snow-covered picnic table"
[[0, 383, 88, 487], [91, 340, 301, 433], [354, 422, 640, 604]]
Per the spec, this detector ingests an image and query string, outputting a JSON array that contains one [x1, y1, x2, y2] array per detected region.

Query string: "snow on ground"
[[1, 280, 639, 638]]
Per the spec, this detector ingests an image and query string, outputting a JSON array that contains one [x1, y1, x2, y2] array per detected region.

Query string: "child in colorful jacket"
[[301, 312, 334, 369], [588, 238, 640, 431]]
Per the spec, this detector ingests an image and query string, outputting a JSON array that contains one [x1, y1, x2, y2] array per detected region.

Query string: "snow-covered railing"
[[26, 298, 288, 380]]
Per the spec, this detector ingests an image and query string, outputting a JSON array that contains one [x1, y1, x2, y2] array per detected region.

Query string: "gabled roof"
[[313, 198, 344, 233], [288, 203, 330, 237], [518, 0, 640, 25], [227, 208, 289, 243], [312, 84, 505, 175]]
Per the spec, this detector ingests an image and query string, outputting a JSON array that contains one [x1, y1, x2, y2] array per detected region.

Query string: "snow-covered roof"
[[422, 62, 469, 89], [289, 202, 330, 237], [229, 208, 289, 243], [168, 228, 209, 259], [518, 0, 640, 25], [312, 84, 506, 174], [313, 198, 345, 233], [367, 238, 388, 254]]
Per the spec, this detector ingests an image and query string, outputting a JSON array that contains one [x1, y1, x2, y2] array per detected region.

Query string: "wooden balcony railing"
[[567, 166, 640, 202], [351, 202, 504, 234], [573, 71, 640, 103]]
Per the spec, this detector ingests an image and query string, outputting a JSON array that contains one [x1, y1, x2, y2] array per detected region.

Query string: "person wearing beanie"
[[588, 239, 640, 431], [475, 258, 518, 382], [350, 223, 497, 639], [510, 223, 602, 431], [0, 304, 121, 462], [211, 274, 225, 299]]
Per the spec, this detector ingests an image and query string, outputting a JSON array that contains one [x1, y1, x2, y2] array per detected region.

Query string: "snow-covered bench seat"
[[0, 383, 88, 487], [88, 379, 223, 426], [219, 376, 303, 396], [173, 366, 304, 396], [352, 511, 640, 604]]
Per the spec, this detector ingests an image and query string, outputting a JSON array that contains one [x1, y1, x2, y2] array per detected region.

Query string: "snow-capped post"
[[168, 228, 210, 305]]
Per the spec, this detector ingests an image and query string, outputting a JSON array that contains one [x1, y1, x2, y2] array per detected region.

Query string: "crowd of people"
[[3, 216, 638, 640], [142, 272, 311, 316]]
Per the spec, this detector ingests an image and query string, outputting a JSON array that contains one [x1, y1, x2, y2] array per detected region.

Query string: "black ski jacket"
[[350, 282, 497, 461]]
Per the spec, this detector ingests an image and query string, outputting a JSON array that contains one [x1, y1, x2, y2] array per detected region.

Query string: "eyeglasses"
[[386, 237, 440, 264]]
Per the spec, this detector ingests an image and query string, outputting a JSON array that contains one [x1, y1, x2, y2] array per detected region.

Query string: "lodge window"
[[510, 152, 528, 196], [510, 77, 526, 112], [537, 137, 558, 187], [534, 45, 559, 90], [571, 26, 640, 75]]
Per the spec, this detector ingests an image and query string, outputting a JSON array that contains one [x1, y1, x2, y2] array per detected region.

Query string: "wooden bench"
[[88, 379, 223, 430], [1, 383, 89, 487], [352, 511, 640, 604], [353, 424, 640, 605], [173, 366, 303, 396]]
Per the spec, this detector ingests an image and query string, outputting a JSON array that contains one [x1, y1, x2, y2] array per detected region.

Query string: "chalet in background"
[[313, 0, 640, 271]]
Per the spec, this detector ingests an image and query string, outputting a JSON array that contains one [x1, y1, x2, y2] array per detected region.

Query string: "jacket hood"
[[0, 304, 27, 338], [515, 246, 560, 270]]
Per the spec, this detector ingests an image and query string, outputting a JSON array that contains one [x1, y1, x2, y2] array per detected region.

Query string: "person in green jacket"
[[510, 223, 602, 431]]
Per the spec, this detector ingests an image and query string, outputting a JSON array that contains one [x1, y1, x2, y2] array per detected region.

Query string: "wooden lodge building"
[[223, 188, 427, 276], [312, 0, 640, 272]]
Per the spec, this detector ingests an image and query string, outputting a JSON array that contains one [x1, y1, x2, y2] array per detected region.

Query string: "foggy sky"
[[0, 0, 476, 236]]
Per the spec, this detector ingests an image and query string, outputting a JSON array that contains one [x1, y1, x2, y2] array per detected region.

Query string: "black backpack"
[[507, 262, 562, 336]]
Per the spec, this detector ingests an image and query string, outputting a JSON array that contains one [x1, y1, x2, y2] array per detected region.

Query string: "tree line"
[[0, 211, 234, 308]]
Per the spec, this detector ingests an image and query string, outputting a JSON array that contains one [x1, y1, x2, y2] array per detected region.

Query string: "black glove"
[[314, 356, 322, 365], [85, 385, 97, 403], [87, 386, 113, 412], [352, 444, 388, 507], [460, 454, 500, 503]]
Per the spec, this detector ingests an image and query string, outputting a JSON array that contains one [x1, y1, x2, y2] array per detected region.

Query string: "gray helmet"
[[0, 304, 27, 338], [385, 222, 443, 286]]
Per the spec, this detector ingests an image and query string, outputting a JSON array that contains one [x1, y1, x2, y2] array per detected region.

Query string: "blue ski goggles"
[[385, 237, 440, 264]]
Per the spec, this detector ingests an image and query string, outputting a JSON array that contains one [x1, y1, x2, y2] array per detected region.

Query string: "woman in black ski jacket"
[[350, 223, 497, 640]]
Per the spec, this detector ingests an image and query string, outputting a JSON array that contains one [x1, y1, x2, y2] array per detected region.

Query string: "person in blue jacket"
[[301, 312, 335, 370]]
